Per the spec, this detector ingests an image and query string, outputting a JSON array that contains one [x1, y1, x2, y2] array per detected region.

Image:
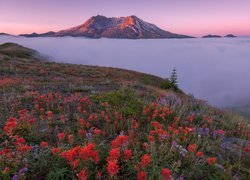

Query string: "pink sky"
[[0, 0, 249, 36]]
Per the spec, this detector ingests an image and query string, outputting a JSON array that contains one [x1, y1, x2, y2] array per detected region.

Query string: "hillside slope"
[[0, 43, 249, 179]]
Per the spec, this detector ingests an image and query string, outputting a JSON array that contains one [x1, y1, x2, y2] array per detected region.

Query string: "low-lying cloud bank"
[[0, 35, 250, 108]]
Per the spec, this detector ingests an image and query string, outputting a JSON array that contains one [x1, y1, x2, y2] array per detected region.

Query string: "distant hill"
[[224, 34, 237, 38], [0, 33, 9, 36], [0, 42, 37, 58], [202, 34, 222, 38], [19, 31, 55, 37], [20, 15, 193, 39]]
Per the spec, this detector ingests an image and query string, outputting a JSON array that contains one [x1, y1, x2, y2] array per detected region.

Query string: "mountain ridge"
[[20, 15, 193, 39]]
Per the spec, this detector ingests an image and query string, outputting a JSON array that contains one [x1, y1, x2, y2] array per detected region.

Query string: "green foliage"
[[161, 68, 179, 91], [47, 167, 73, 180], [100, 89, 143, 117], [160, 80, 172, 89]]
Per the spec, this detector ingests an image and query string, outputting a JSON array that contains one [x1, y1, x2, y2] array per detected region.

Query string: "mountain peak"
[[21, 15, 193, 39]]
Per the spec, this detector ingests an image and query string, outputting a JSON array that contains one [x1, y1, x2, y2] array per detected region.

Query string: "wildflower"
[[204, 128, 210, 137], [161, 168, 171, 180], [124, 149, 133, 160], [4, 117, 18, 134], [111, 135, 129, 148], [68, 134, 74, 144], [17, 145, 32, 153], [47, 111, 53, 118], [217, 130, 225, 139], [243, 144, 250, 153], [40, 141, 48, 148], [79, 143, 100, 164], [97, 171, 102, 178], [72, 159, 80, 169], [108, 148, 120, 160], [217, 129, 225, 135], [107, 160, 119, 176], [18, 167, 28, 174], [60, 147, 79, 162], [207, 157, 217, 165], [187, 144, 197, 152], [178, 176, 184, 180], [12, 175, 18, 180], [140, 154, 151, 167], [14, 136, 26, 146], [60, 115, 65, 124], [148, 135, 154, 142], [78, 169, 88, 180], [86, 132, 92, 140], [198, 128, 203, 136], [137, 171, 147, 180], [171, 141, 177, 150], [93, 128, 101, 136], [29, 118, 36, 125], [196, 151, 203, 157], [51, 147, 60, 155], [184, 127, 192, 134], [58, 132, 65, 141], [2, 167, 10, 174]]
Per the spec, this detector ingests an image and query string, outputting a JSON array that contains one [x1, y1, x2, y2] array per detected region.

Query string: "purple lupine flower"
[[178, 176, 184, 180], [160, 134, 168, 140], [12, 175, 18, 180], [18, 167, 28, 174], [213, 130, 218, 139], [220, 142, 226, 149], [171, 141, 177, 150], [198, 128, 203, 136], [204, 128, 210, 137], [86, 132, 92, 140], [220, 133, 225, 140]]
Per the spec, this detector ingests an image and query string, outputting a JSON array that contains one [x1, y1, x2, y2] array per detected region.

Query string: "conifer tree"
[[169, 68, 178, 91]]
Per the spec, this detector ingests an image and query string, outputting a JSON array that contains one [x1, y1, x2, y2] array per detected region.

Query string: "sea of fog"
[[0, 35, 250, 108]]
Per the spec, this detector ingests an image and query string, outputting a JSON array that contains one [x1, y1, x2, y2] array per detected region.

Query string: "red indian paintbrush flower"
[[161, 168, 171, 180], [124, 149, 133, 160], [111, 135, 129, 148], [207, 157, 217, 165], [107, 159, 119, 176], [137, 171, 147, 180], [78, 169, 88, 180], [187, 144, 197, 152], [40, 141, 48, 148], [47, 111, 53, 118], [4, 117, 18, 135], [196, 151, 203, 157], [140, 154, 151, 167], [58, 132, 66, 141], [79, 143, 100, 164], [108, 148, 120, 160], [51, 147, 60, 155]]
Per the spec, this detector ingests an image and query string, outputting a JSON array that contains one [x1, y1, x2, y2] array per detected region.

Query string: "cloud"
[[1, 35, 250, 108]]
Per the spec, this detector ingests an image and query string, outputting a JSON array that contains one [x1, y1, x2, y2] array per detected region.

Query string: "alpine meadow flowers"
[[0, 91, 249, 179]]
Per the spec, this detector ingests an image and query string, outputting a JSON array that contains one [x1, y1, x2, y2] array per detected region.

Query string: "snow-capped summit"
[[21, 15, 193, 39]]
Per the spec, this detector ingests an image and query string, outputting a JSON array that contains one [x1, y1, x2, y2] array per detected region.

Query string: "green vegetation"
[[161, 68, 179, 91]]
